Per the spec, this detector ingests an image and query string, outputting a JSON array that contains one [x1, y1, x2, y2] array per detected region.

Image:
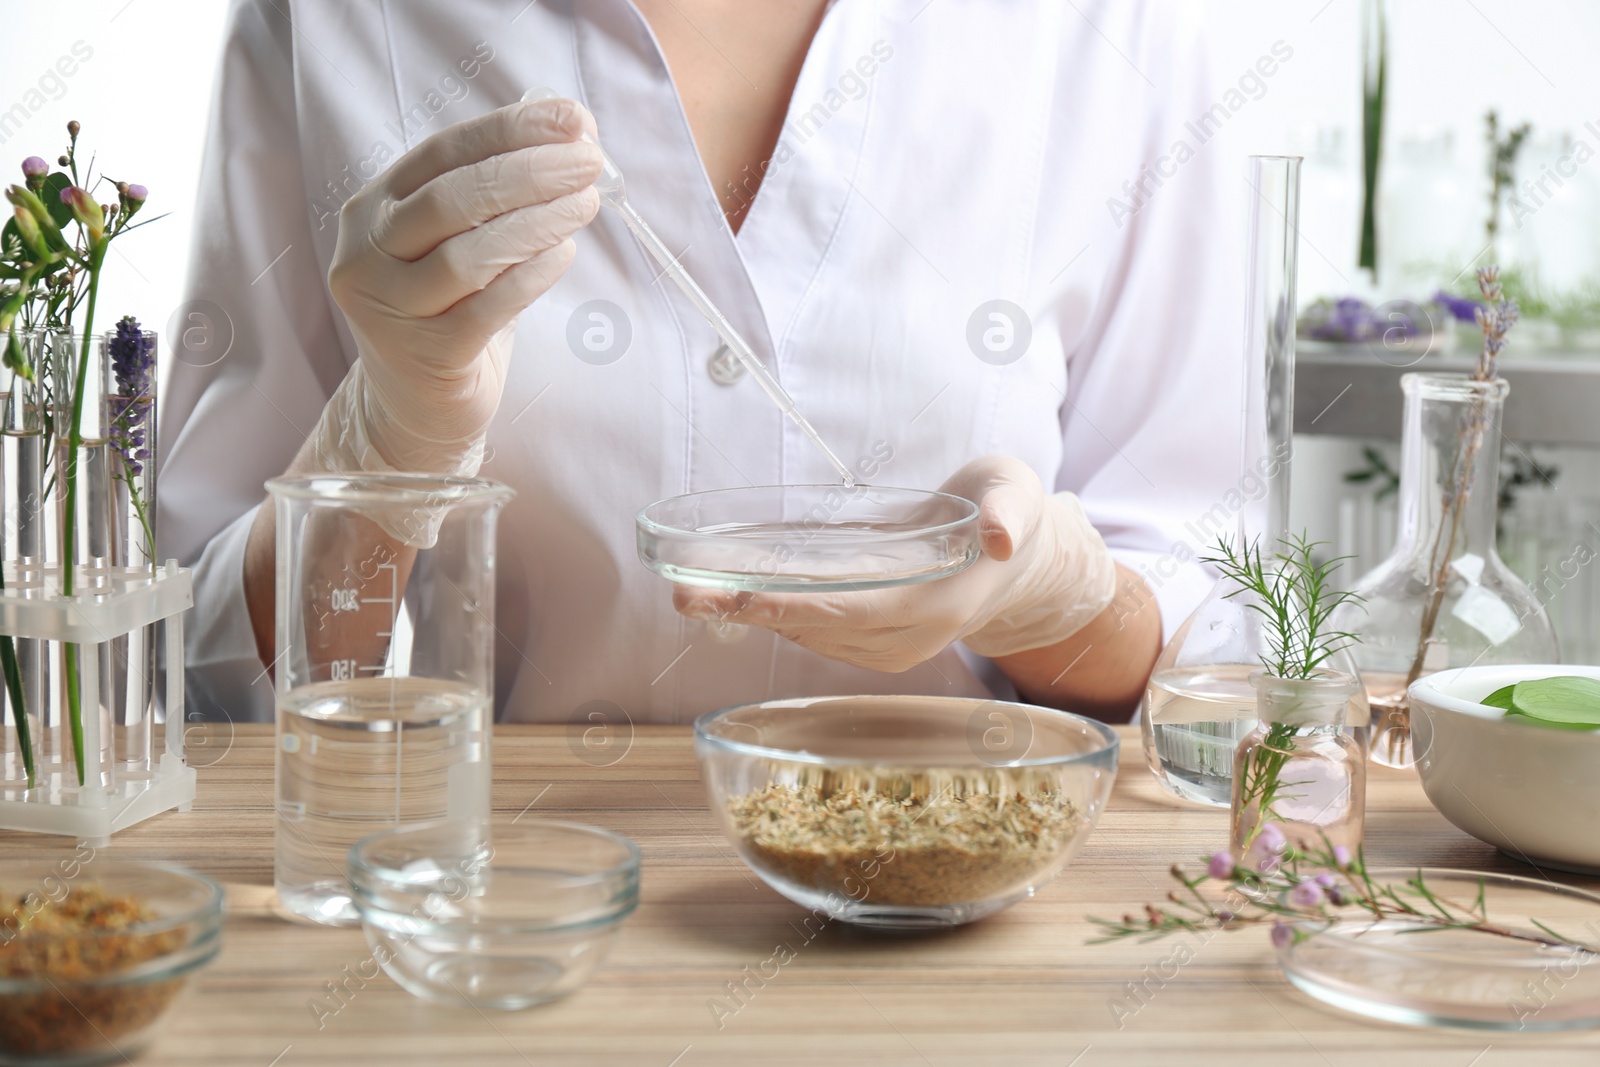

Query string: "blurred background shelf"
[[1296, 350, 1600, 445]]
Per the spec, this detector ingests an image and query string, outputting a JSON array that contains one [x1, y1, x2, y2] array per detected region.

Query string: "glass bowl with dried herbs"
[[0, 858, 223, 1066], [696, 695, 1118, 928]]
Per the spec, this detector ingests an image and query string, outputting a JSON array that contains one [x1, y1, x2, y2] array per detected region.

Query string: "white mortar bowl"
[[1410, 664, 1600, 875]]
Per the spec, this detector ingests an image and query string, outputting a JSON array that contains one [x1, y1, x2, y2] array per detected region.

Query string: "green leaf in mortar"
[[1481, 684, 1517, 710], [1509, 676, 1600, 727]]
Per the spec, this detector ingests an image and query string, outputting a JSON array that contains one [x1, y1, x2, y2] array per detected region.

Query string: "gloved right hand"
[[316, 97, 604, 476]]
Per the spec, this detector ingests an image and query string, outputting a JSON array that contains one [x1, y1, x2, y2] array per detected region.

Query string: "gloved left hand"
[[673, 455, 1118, 672]]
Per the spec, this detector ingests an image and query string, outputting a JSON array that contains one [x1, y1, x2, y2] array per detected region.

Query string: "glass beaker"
[[1231, 669, 1365, 860], [267, 473, 511, 926], [1334, 375, 1557, 768]]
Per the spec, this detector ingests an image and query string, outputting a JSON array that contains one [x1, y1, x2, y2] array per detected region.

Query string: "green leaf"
[[41, 172, 73, 229], [1508, 676, 1600, 727], [1480, 684, 1517, 710]]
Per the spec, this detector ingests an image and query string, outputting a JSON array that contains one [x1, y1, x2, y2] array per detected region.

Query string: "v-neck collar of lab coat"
[[573, 0, 874, 395]]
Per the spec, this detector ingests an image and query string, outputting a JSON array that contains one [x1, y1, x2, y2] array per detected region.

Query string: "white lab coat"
[[161, 0, 1245, 724]]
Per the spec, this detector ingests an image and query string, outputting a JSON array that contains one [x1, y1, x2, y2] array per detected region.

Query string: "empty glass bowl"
[[0, 859, 224, 1066], [348, 818, 640, 1010], [695, 695, 1119, 928], [1277, 869, 1600, 1030], [637, 484, 981, 592]]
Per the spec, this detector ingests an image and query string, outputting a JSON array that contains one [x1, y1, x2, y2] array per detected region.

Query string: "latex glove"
[[315, 97, 604, 479], [673, 456, 1118, 672]]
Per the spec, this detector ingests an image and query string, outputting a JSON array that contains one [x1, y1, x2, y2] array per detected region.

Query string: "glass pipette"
[[523, 87, 856, 486]]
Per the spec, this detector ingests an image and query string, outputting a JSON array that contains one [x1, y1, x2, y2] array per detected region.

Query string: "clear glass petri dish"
[[636, 484, 981, 593], [1277, 868, 1600, 1031]]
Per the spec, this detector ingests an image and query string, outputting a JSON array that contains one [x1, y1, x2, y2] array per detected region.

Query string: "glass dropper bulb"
[[523, 87, 856, 486]]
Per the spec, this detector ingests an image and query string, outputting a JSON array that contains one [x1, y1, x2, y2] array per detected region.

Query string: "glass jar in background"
[[1334, 375, 1558, 769], [1378, 127, 1477, 293], [1231, 669, 1365, 859], [267, 473, 511, 927], [1503, 130, 1600, 312]]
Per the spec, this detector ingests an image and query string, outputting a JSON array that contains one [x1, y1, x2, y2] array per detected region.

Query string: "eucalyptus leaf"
[[1480, 684, 1517, 710], [41, 173, 73, 229], [1508, 676, 1600, 727]]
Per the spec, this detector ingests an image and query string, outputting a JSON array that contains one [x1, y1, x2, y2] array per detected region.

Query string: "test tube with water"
[[523, 88, 855, 486]]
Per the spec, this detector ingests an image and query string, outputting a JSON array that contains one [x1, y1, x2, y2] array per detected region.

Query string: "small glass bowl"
[[1277, 869, 1600, 1030], [0, 859, 224, 1066], [348, 819, 641, 1010], [695, 695, 1119, 928], [637, 484, 981, 592]]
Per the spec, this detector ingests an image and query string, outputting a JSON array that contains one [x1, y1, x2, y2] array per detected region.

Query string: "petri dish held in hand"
[[636, 485, 981, 593]]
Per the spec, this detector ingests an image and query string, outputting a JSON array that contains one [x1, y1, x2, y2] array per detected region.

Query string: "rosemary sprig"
[[1201, 534, 1361, 845], [1202, 533, 1361, 681]]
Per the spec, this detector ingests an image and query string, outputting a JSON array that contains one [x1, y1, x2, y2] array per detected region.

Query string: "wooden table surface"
[[5, 723, 1598, 1067]]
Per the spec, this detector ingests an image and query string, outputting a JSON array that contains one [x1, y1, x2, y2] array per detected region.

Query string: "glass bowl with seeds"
[[0, 858, 223, 1065], [695, 695, 1118, 928]]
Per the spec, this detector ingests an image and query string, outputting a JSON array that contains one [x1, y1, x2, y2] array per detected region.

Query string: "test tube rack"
[[0, 560, 195, 846]]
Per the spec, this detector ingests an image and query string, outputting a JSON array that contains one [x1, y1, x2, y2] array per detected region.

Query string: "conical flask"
[[1336, 373, 1558, 768], [1139, 156, 1366, 807]]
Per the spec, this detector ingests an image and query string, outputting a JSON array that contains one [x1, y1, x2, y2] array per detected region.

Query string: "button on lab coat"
[[161, 0, 1246, 723]]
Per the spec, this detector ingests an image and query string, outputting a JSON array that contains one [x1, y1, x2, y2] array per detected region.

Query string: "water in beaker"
[[267, 473, 510, 926]]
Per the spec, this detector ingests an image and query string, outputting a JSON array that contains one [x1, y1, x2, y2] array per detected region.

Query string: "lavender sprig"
[[1398, 266, 1518, 703], [1471, 265, 1520, 382], [107, 315, 155, 568], [1087, 831, 1598, 954], [108, 316, 153, 473]]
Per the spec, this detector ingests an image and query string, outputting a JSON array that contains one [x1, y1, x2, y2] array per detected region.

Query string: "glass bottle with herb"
[[1204, 535, 1365, 857], [1233, 670, 1365, 856]]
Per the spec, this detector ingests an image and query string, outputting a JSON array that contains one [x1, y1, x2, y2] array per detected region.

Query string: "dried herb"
[[729, 769, 1085, 907], [0, 885, 184, 1057]]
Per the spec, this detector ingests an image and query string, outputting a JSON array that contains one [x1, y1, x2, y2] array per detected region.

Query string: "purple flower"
[[1431, 289, 1482, 323], [1270, 922, 1295, 949], [1289, 881, 1325, 908], [1332, 845, 1353, 868], [1313, 872, 1338, 889], [1215, 908, 1236, 925], [1303, 296, 1418, 344], [1258, 823, 1287, 855], [125, 183, 147, 203], [20, 157, 48, 185], [1207, 852, 1236, 879], [108, 316, 155, 475]]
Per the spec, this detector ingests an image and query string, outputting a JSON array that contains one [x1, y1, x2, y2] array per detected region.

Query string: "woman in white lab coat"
[[161, 0, 1243, 725]]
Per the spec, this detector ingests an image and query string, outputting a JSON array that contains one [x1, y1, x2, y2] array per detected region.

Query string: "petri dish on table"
[[636, 484, 981, 593], [1276, 868, 1600, 1031]]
